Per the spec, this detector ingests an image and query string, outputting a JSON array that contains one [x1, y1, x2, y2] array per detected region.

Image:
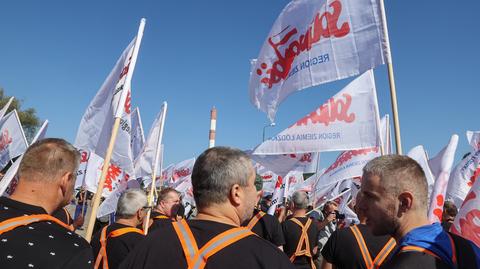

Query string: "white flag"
[[466, 131, 480, 151], [131, 107, 146, 160], [268, 175, 286, 215], [134, 103, 168, 183], [257, 167, 279, 194], [250, 151, 318, 177], [450, 173, 480, 247], [427, 135, 459, 223], [253, 70, 380, 154], [249, 0, 387, 121], [407, 145, 435, 199], [74, 38, 136, 176], [446, 149, 480, 208], [0, 97, 14, 121], [163, 158, 196, 189], [0, 110, 28, 170], [0, 119, 48, 197]]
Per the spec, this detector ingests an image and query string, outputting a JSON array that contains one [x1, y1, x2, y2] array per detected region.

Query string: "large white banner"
[[427, 135, 459, 223], [253, 70, 380, 154], [446, 149, 480, 208], [249, 0, 387, 121], [451, 173, 480, 247], [75, 37, 137, 176], [250, 151, 318, 177], [0, 110, 28, 170]]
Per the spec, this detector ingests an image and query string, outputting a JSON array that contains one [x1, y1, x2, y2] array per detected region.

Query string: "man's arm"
[[321, 258, 334, 269]]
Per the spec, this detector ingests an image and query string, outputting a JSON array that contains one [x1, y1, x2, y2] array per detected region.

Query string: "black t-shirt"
[[242, 209, 285, 247], [379, 251, 451, 269], [321, 224, 395, 269], [148, 211, 173, 232], [120, 219, 295, 269], [282, 216, 319, 268], [52, 207, 73, 226], [91, 222, 145, 269], [0, 197, 93, 269]]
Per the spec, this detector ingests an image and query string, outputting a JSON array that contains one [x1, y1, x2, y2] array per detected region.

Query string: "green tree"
[[0, 87, 40, 143]]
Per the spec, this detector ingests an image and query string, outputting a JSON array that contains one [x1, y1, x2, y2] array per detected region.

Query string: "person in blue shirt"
[[357, 155, 480, 269]]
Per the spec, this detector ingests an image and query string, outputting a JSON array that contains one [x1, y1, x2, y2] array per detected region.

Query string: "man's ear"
[[59, 172, 73, 197], [229, 184, 242, 206], [397, 191, 414, 215]]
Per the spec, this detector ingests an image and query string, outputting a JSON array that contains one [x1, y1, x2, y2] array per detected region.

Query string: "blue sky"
[[1, 0, 479, 168]]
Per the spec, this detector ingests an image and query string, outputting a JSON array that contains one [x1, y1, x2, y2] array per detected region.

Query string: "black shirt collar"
[[0, 196, 49, 215]]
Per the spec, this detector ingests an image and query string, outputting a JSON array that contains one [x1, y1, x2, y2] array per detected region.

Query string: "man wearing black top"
[[243, 174, 285, 248], [282, 191, 319, 269], [148, 187, 180, 231], [0, 138, 93, 269], [357, 155, 480, 269], [120, 147, 294, 269], [321, 194, 396, 269], [91, 189, 147, 269]]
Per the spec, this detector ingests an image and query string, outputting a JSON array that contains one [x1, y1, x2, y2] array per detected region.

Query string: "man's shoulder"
[[381, 251, 450, 269]]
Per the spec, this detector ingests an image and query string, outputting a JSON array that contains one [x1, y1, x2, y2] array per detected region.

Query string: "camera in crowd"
[[334, 210, 345, 220]]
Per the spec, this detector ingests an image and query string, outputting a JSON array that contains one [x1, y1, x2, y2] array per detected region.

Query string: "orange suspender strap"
[[109, 227, 144, 237], [173, 219, 199, 267], [154, 215, 170, 220], [246, 211, 266, 230], [350, 225, 373, 268], [189, 227, 254, 269], [94, 226, 144, 269], [371, 238, 396, 269], [289, 218, 316, 269], [0, 214, 74, 235], [399, 233, 457, 267], [94, 226, 109, 269]]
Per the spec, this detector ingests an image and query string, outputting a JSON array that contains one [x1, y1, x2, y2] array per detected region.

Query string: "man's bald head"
[[362, 155, 428, 212]]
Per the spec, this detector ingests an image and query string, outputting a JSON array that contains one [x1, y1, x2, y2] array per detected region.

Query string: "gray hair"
[[192, 147, 253, 209], [19, 138, 80, 182], [116, 189, 147, 219], [292, 191, 309, 209], [363, 155, 428, 211]]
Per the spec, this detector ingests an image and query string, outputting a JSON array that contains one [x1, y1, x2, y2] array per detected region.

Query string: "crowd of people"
[[0, 138, 479, 268]]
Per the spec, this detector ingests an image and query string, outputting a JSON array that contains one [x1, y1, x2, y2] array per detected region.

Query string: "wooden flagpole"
[[379, 0, 402, 155], [143, 103, 168, 235], [85, 117, 122, 241]]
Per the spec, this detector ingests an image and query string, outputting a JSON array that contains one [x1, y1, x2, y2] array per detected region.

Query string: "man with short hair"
[[320, 193, 396, 269], [441, 201, 457, 232], [0, 138, 93, 269], [148, 187, 180, 231], [357, 155, 480, 269], [243, 174, 285, 248], [282, 191, 319, 269], [91, 189, 147, 269], [120, 147, 294, 269]]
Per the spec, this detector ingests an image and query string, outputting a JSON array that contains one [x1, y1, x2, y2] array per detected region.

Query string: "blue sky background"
[[1, 0, 479, 168]]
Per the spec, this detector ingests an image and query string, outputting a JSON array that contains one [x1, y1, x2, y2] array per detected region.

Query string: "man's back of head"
[[291, 191, 309, 211], [192, 146, 257, 224], [116, 189, 147, 225], [13, 138, 80, 214]]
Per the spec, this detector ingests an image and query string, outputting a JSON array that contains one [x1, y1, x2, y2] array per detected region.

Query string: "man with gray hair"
[[91, 189, 147, 269], [0, 138, 93, 269], [120, 147, 294, 269], [357, 155, 480, 269], [282, 191, 319, 269]]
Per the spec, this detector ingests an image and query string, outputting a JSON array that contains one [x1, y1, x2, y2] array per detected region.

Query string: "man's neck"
[[292, 208, 307, 218], [10, 180, 59, 214], [195, 204, 241, 227], [116, 218, 138, 227], [394, 212, 430, 241]]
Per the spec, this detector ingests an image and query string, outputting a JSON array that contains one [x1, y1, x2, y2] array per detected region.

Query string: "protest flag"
[[427, 134, 459, 223], [82, 18, 146, 242]]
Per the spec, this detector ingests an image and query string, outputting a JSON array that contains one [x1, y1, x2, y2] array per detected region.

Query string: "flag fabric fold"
[[249, 0, 387, 121]]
